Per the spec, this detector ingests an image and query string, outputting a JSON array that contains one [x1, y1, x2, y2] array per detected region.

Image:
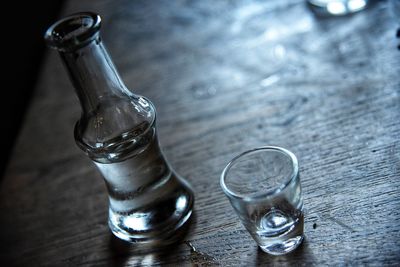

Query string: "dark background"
[[1, 1, 65, 177]]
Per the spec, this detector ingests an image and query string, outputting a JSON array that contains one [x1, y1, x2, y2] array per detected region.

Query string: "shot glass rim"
[[220, 146, 299, 201]]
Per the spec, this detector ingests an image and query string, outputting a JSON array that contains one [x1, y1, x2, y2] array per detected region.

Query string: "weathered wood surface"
[[1, 0, 399, 266]]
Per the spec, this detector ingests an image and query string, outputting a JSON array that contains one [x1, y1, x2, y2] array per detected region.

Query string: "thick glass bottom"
[[259, 235, 304, 255], [108, 193, 194, 245]]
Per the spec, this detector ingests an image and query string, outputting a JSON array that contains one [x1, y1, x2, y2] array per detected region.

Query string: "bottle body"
[[45, 12, 194, 244], [89, 117, 194, 243]]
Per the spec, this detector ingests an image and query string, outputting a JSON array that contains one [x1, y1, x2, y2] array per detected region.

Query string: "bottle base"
[[109, 209, 193, 245], [108, 189, 194, 246]]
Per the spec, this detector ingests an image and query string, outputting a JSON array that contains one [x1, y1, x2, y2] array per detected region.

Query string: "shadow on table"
[[0, 0, 64, 179]]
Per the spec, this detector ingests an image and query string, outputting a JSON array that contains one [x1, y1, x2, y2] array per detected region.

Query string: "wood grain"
[[1, 0, 399, 266]]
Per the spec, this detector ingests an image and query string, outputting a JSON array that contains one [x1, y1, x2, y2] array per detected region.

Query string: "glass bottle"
[[44, 12, 194, 244]]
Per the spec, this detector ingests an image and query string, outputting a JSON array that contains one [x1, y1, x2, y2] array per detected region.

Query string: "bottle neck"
[[60, 38, 131, 113]]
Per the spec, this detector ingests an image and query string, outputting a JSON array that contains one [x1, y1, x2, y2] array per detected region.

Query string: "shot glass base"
[[259, 235, 304, 256]]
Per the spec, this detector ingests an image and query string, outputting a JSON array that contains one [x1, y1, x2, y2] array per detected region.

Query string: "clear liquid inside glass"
[[91, 122, 194, 243], [243, 177, 303, 255]]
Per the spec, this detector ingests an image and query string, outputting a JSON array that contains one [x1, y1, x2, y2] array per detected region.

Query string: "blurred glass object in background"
[[307, 0, 369, 16]]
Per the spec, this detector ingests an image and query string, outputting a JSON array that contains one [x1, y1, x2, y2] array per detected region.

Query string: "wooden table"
[[1, 0, 399, 265]]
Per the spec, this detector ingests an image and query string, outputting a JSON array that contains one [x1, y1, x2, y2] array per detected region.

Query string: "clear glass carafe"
[[44, 12, 194, 244]]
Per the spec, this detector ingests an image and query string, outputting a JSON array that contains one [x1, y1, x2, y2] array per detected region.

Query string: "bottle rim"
[[44, 12, 101, 52]]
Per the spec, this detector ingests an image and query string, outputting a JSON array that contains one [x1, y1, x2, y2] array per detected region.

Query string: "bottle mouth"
[[44, 12, 101, 52]]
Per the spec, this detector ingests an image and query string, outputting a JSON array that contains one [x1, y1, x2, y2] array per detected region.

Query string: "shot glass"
[[220, 146, 304, 255]]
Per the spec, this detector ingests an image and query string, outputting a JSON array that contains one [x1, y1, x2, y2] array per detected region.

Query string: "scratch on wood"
[[326, 215, 357, 233]]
